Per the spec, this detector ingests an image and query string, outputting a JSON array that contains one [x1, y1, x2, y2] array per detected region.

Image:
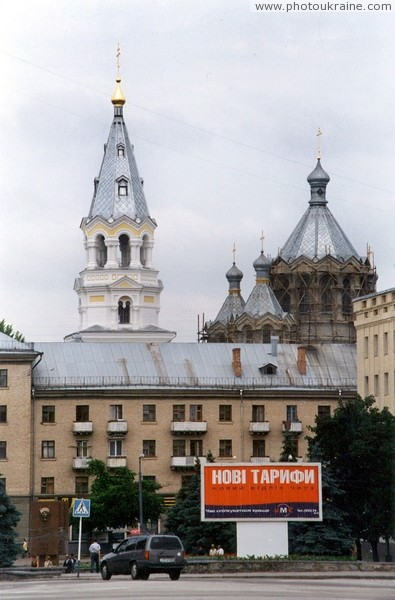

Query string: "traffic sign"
[[73, 498, 91, 518]]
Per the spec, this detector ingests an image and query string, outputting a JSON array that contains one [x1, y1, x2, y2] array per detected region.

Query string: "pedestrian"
[[63, 554, 75, 573], [217, 544, 224, 556], [89, 539, 101, 573], [44, 555, 53, 567], [22, 538, 29, 558], [31, 555, 39, 568], [209, 543, 217, 556]]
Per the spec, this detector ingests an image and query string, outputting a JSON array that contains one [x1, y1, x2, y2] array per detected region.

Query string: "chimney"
[[270, 335, 279, 357], [232, 348, 242, 377], [297, 346, 307, 375]]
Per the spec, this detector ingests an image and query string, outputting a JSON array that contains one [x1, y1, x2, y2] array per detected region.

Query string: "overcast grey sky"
[[1, 0, 394, 342]]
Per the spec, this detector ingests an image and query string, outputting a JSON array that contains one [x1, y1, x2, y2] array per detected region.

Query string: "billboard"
[[201, 462, 322, 522]]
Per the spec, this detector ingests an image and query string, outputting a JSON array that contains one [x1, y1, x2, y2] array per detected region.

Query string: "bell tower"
[[65, 49, 175, 343]]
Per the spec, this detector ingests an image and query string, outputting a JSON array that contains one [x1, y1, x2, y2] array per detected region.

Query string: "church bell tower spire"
[[65, 49, 175, 343]]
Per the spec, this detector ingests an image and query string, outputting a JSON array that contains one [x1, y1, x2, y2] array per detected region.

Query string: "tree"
[[0, 320, 25, 342], [166, 460, 236, 555], [307, 395, 395, 561], [0, 477, 21, 566], [279, 430, 298, 462], [289, 444, 353, 556], [85, 460, 163, 534]]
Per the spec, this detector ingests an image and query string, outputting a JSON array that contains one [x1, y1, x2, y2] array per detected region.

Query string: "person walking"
[[89, 539, 101, 573]]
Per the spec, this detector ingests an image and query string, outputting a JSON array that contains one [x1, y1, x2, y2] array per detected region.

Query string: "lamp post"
[[138, 453, 145, 534]]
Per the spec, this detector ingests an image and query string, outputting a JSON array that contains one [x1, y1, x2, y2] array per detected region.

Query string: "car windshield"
[[150, 536, 181, 549]]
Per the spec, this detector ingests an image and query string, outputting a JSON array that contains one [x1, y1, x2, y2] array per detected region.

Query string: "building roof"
[[33, 342, 356, 391], [243, 252, 285, 318], [279, 159, 361, 262], [86, 77, 149, 222]]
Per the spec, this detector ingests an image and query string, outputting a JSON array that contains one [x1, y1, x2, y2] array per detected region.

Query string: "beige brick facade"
[[353, 288, 395, 414]]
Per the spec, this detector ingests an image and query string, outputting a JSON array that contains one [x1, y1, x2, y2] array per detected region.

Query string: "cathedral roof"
[[279, 159, 360, 262], [87, 76, 150, 222], [212, 261, 245, 324], [243, 252, 286, 318]]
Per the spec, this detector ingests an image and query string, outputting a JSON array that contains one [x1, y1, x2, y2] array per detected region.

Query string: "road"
[[0, 574, 394, 600]]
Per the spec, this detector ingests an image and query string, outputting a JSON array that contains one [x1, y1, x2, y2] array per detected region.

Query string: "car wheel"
[[140, 570, 150, 580], [100, 563, 112, 580], [130, 562, 140, 580], [169, 570, 181, 580]]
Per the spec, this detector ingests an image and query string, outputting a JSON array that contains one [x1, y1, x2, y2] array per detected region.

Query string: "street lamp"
[[138, 453, 145, 534]]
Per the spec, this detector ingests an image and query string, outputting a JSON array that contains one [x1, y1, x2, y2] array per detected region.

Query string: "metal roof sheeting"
[[33, 342, 356, 390]]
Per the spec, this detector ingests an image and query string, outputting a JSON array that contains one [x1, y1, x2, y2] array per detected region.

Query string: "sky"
[[1, 0, 395, 342]]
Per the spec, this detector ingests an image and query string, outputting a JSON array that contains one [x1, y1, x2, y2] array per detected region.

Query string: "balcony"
[[107, 420, 128, 437], [250, 456, 271, 464], [249, 421, 270, 435], [107, 456, 127, 469], [73, 457, 91, 470], [171, 421, 208, 435], [171, 456, 207, 469], [72, 421, 93, 435], [282, 421, 303, 434]]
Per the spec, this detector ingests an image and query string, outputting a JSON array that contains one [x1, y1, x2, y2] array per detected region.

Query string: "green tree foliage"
[[279, 430, 298, 462], [289, 444, 353, 556], [0, 320, 25, 342], [166, 464, 236, 555], [307, 395, 395, 561], [85, 459, 163, 533], [0, 477, 21, 566]]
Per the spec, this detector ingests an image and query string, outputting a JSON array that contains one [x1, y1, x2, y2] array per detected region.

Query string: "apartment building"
[[1, 335, 357, 539], [353, 288, 395, 414]]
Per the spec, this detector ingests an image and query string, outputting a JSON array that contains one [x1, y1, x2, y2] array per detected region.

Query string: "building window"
[[0, 441, 6, 459], [76, 440, 89, 458], [252, 439, 266, 457], [342, 277, 352, 316], [110, 405, 123, 420], [190, 405, 202, 421], [374, 374, 379, 396], [384, 332, 389, 355], [219, 405, 232, 421], [143, 405, 156, 422], [219, 439, 232, 457], [173, 405, 185, 422], [0, 406, 7, 423], [262, 327, 271, 343], [320, 275, 332, 314], [42, 441, 55, 459], [143, 440, 156, 457], [299, 288, 311, 314], [96, 234, 107, 267], [0, 370, 7, 387], [364, 376, 369, 397], [118, 299, 131, 324], [143, 475, 156, 483], [252, 405, 265, 422], [190, 439, 203, 457], [41, 477, 54, 495], [118, 181, 128, 195], [384, 372, 389, 395], [76, 405, 89, 422], [0, 478, 5, 493], [172, 439, 186, 457], [75, 476, 89, 497], [42, 405, 55, 423], [373, 334, 378, 357], [286, 405, 298, 422], [364, 336, 369, 359], [109, 440, 123, 457], [117, 145, 125, 157], [318, 405, 331, 418]]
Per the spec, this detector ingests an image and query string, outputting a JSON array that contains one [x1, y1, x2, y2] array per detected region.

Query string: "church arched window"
[[119, 234, 130, 268], [96, 235, 107, 267], [243, 326, 254, 343], [117, 144, 125, 157], [117, 178, 128, 196], [118, 298, 131, 324], [320, 275, 332, 313], [140, 234, 150, 267], [342, 277, 352, 315], [262, 326, 271, 343]]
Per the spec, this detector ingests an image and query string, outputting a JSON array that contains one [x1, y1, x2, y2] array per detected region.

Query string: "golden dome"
[[111, 76, 126, 106]]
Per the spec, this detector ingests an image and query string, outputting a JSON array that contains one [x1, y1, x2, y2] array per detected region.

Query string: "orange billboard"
[[201, 463, 322, 521]]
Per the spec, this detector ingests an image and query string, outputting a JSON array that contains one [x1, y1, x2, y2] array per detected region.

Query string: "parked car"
[[100, 534, 186, 581]]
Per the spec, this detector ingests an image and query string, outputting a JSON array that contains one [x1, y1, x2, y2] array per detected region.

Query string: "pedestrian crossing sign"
[[72, 498, 91, 518]]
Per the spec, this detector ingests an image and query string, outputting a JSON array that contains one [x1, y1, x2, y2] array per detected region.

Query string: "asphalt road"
[[0, 574, 394, 600]]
